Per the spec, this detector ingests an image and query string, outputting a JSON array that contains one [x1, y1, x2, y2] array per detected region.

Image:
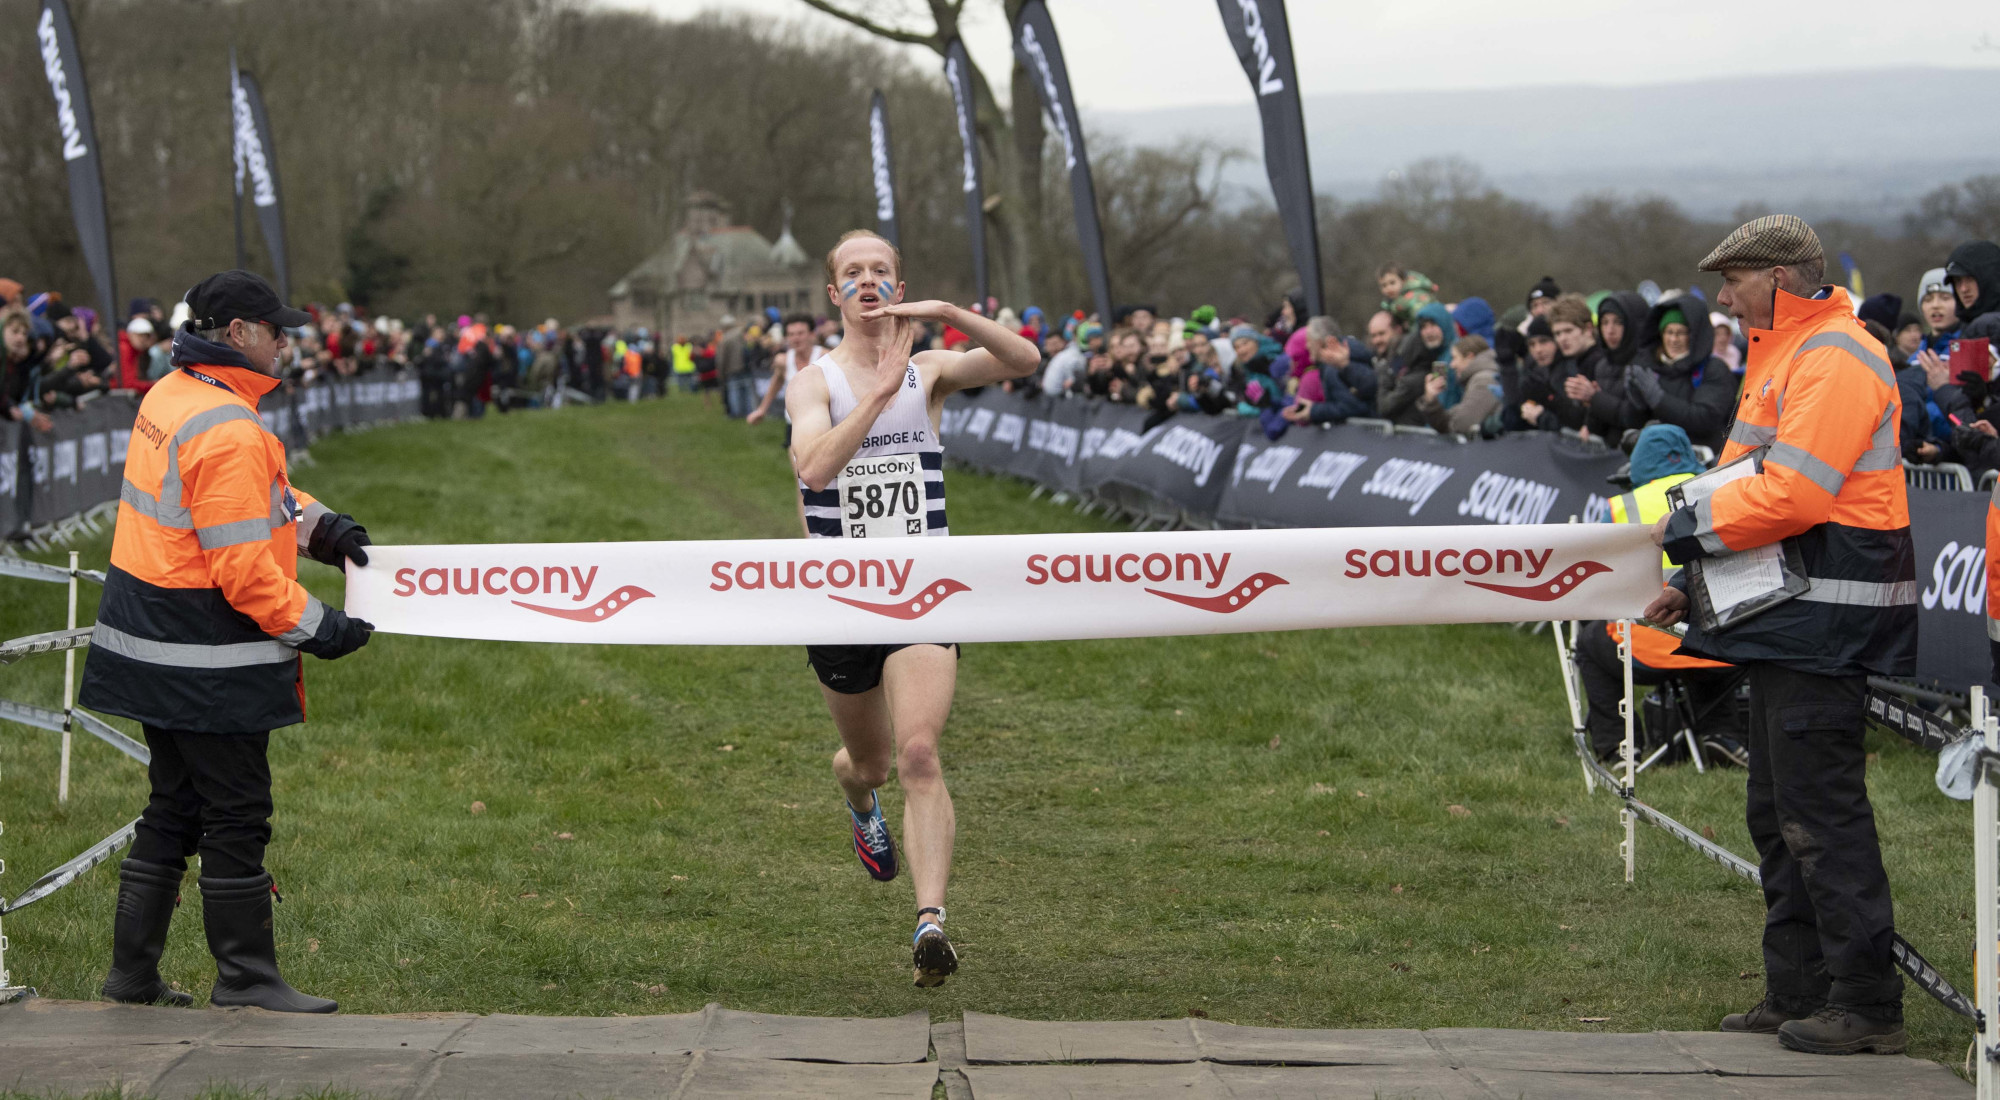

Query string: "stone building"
[[608, 194, 817, 339]]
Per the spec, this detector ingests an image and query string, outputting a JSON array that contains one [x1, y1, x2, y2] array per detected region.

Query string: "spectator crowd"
[[7, 236, 1999, 488], [993, 241, 2000, 487]]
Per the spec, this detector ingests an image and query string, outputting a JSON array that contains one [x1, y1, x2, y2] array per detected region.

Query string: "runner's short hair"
[[782, 312, 814, 332], [825, 229, 903, 287]]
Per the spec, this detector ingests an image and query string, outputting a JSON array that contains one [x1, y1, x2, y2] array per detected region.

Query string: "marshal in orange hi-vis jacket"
[[80, 288, 372, 733], [1662, 285, 1917, 677]]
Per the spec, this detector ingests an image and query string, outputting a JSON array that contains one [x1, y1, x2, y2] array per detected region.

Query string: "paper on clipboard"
[[1671, 459, 1784, 616]]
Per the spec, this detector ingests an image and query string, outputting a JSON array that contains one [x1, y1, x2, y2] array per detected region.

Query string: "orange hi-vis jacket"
[[79, 356, 333, 732], [1661, 286, 1917, 677], [1988, 478, 1999, 684]]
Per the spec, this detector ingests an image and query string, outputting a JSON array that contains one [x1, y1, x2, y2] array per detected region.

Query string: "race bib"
[[839, 454, 926, 538]]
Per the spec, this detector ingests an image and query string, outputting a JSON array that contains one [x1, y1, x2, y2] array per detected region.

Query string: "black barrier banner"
[[1221, 429, 1620, 529], [232, 63, 293, 304], [1215, 0, 1321, 317], [942, 39, 988, 309], [36, 0, 116, 316], [8, 377, 419, 534], [867, 90, 899, 249], [1910, 488, 1988, 693], [0, 416, 20, 537], [27, 395, 135, 526], [940, 390, 1621, 529], [1012, 1, 1112, 324]]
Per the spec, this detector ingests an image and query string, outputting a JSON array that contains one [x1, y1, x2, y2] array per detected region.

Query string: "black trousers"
[[129, 726, 273, 880], [1744, 662, 1902, 1016], [1576, 621, 1742, 759]]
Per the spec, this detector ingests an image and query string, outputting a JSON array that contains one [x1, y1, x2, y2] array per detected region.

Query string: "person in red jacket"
[[82, 271, 373, 1014]]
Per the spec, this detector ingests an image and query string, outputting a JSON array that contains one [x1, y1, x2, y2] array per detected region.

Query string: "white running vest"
[[799, 359, 948, 539], [781, 347, 812, 424]]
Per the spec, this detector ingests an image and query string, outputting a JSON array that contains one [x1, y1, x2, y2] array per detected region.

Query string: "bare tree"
[[794, 0, 1043, 306]]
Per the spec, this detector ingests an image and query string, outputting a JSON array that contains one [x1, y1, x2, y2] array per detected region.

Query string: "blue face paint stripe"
[[840, 281, 860, 299], [878, 281, 896, 297]]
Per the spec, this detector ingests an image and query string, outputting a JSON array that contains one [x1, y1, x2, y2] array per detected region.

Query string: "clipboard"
[[1666, 445, 1810, 631]]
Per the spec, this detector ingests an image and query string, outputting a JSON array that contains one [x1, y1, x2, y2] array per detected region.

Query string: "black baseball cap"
[[184, 270, 310, 331]]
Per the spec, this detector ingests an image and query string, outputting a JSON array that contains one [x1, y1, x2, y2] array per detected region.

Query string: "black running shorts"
[[806, 643, 958, 694]]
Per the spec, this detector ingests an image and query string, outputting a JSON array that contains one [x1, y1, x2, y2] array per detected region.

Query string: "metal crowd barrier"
[[0, 551, 141, 1004], [1549, 619, 1982, 1037]]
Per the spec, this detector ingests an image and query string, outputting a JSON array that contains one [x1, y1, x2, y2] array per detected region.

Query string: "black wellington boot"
[[200, 873, 337, 1013], [100, 859, 195, 1007]]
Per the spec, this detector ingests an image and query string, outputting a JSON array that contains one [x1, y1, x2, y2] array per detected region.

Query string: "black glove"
[[296, 607, 373, 661], [1956, 370, 1989, 411], [306, 512, 370, 570], [1625, 363, 1665, 409]]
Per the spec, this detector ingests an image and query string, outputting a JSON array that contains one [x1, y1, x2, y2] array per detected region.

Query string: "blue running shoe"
[[913, 913, 958, 988], [847, 794, 898, 882]]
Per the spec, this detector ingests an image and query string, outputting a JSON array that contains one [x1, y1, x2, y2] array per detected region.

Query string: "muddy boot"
[[100, 860, 195, 1007], [1777, 1004, 1907, 1054], [200, 873, 336, 1014]]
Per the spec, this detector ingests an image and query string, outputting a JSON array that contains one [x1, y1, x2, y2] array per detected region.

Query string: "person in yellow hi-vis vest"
[[1575, 423, 1745, 764], [671, 335, 696, 394]]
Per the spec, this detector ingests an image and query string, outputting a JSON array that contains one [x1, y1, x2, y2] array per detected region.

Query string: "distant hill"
[[1093, 67, 2000, 225]]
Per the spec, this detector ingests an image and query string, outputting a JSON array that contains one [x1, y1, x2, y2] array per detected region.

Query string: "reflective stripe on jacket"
[[1662, 286, 1916, 677], [79, 363, 327, 732], [1607, 473, 1730, 671]]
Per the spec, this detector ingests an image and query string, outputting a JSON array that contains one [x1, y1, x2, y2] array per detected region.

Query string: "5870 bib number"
[[839, 454, 925, 538]]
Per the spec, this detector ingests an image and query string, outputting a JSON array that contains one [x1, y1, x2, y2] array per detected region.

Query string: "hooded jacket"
[[1624, 295, 1738, 452], [1579, 291, 1649, 432], [1947, 240, 2000, 328], [1378, 302, 1456, 426], [1417, 348, 1499, 435]]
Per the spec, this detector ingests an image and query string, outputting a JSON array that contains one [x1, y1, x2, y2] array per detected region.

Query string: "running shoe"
[[847, 793, 899, 882], [913, 919, 959, 988]]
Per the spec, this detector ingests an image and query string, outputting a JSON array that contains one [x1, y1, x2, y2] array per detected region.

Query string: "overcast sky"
[[598, 0, 2000, 114]]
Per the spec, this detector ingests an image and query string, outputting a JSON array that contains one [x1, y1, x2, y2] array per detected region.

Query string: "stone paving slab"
[[0, 1000, 1971, 1099], [150, 1045, 437, 1099], [425, 1051, 689, 1100], [675, 1052, 937, 1098], [1426, 1026, 1703, 1073], [208, 1009, 478, 1051], [0, 997, 235, 1046], [1196, 1021, 1438, 1066], [698, 1005, 931, 1063], [962, 1010, 1198, 1063], [959, 1062, 1493, 1099], [0, 1042, 191, 1096], [443, 1011, 700, 1055]]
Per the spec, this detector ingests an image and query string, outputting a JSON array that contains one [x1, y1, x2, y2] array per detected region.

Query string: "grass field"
[[0, 396, 1979, 1076]]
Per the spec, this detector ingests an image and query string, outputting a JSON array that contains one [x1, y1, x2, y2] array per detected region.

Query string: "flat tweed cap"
[[1698, 214, 1824, 272]]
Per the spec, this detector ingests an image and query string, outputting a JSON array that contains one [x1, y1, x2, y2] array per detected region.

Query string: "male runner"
[[786, 230, 1038, 986], [745, 312, 816, 447]]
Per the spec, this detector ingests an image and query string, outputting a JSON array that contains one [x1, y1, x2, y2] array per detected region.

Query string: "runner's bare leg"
[[881, 644, 956, 923], [826, 687, 894, 812], [821, 644, 957, 921]]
